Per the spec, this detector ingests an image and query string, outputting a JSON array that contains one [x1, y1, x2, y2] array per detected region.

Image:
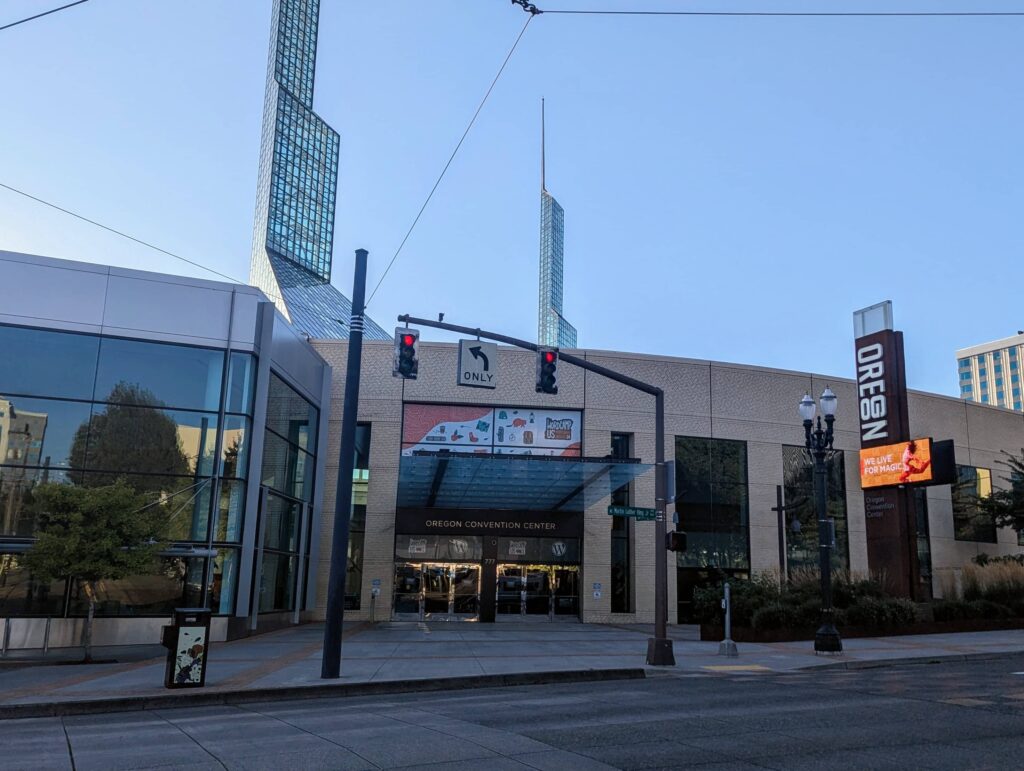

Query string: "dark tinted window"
[[261, 430, 313, 502], [782, 445, 849, 572], [94, 337, 223, 411], [674, 437, 750, 570], [0, 325, 99, 400], [266, 373, 318, 451], [953, 465, 996, 543]]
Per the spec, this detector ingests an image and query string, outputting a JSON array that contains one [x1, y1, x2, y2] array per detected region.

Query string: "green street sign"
[[607, 505, 657, 521]]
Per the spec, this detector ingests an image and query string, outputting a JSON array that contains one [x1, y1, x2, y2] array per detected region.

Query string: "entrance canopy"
[[397, 451, 653, 512]]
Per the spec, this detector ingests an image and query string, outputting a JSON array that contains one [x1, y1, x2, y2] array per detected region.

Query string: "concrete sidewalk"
[[1, 621, 1022, 716]]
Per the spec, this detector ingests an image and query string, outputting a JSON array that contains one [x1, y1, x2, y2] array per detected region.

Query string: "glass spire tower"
[[250, 0, 388, 340], [538, 101, 577, 349]]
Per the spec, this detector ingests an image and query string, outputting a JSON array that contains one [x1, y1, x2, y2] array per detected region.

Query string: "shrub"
[[752, 603, 801, 631], [845, 597, 917, 628], [932, 600, 978, 622], [967, 600, 1013, 619]]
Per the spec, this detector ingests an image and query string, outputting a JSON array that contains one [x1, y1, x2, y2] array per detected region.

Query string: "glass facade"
[[258, 372, 319, 613], [346, 423, 371, 610], [248, 0, 388, 341], [0, 324, 254, 617], [952, 465, 996, 543], [538, 190, 577, 348], [958, 342, 1024, 412], [674, 437, 750, 570], [609, 432, 632, 614], [782, 445, 849, 573]]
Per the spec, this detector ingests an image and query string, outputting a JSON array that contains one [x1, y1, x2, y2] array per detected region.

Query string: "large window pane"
[[213, 480, 246, 543], [675, 437, 750, 570], [94, 337, 224, 412], [69, 556, 205, 616], [953, 465, 996, 543], [266, 373, 318, 452], [264, 492, 301, 553], [0, 466, 75, 537], [226, 352, 257, 415], [259, 552, 297, 612], [221, 415, 251, 479], [782, 445, 849, 572], [0, 325, 99, 400], [83, 404, 217, 477], [261, 430, 313, 502], [211, 549, 239, 614], [0, 554, 66, 616], [0, 395, 93, 474]]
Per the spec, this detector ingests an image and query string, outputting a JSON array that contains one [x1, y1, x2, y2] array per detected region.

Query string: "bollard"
[[719, 582, 738, 658]]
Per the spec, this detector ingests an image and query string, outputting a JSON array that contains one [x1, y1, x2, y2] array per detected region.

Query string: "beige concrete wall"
[[312, 341, 1024, 622]]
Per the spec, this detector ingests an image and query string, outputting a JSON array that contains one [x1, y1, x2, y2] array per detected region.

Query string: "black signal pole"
[[322, 248, 369, 679], [396, 314, 675, 665]]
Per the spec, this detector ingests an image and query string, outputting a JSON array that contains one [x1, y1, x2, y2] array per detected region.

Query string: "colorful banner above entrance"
[[402, 404, 582, 457]]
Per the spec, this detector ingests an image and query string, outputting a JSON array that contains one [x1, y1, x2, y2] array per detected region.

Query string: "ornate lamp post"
[[799, 387, 843, 654]]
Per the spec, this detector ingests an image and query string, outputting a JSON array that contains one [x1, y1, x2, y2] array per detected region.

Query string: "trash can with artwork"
[[161, 608, 211, 688]]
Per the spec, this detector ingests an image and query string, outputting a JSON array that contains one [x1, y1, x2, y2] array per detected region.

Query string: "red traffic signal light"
[[536, 347, 558, 394], [393, 328, 419, 379]]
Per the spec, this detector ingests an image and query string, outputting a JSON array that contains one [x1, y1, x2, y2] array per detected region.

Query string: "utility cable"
[[364, 14, 535, 308], [0, 181, 245, 284], [0, 0, 91, 33], [540, 8, 1024, 17]]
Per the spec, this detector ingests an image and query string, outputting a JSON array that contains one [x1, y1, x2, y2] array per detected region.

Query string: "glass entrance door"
[[496, 565, 525, 616], [393, 563, 481, 621], [422, 563, 452, 617], [495, 564, 580, 620], [523, 565, 553, 617]]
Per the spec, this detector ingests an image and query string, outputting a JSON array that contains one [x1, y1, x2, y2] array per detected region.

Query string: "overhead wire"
[[364, 14, 536, 307], [0, 182, 246, 284], [0, 0, 91, 33], [540, 8, 1024, 16]]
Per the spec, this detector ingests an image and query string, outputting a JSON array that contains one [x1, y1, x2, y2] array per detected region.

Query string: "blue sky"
[[2, 1, 1022, 400]]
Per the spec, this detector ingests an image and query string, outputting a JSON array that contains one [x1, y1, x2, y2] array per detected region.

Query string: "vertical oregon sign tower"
[[853, 301, 921, 599]]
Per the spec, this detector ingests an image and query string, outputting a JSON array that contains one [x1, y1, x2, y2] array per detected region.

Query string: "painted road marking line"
[[702, 665, 773, 673]]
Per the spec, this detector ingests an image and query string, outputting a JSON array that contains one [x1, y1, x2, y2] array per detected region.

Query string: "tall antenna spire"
[[541, 97, 546, 192]]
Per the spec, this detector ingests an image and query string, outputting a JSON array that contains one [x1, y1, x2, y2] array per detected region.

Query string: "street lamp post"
[[799, 387, 843, 654]]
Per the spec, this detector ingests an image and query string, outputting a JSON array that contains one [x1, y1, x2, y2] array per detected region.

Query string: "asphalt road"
[[4, 655, 1024, 770]]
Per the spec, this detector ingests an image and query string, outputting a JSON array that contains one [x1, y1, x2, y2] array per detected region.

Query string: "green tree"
[[978, 449, 1024, 536], [23, 480, 166, 662]]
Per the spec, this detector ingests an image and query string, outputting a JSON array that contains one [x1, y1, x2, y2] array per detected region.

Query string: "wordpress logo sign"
[[551, 541, 567, 557]]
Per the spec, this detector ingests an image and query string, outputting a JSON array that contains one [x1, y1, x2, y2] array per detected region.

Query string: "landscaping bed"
[[700, 617, 1024, 643], [692, 559, 1024, 644]]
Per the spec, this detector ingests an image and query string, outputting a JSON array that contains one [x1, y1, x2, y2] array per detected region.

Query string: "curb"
[[808, 650, 1024, 671], [0, 667, 646, 721]]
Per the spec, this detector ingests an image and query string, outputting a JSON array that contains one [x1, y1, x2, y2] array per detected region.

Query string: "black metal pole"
[[811, 421, 842, 653], [321, 248, 368, 679], [647, 390, 675, 665]]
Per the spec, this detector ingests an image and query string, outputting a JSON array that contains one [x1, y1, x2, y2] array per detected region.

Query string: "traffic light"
[[393, 328, 419, 379], [666, 531, 687, 552], [536, 347, 558, 394]]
